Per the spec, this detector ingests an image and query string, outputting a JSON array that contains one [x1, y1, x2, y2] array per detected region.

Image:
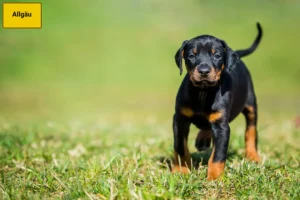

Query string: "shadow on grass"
[[156, 148, 240, 171]]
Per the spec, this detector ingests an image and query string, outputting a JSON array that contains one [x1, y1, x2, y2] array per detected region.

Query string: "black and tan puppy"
[[172, 23, 263, 180]]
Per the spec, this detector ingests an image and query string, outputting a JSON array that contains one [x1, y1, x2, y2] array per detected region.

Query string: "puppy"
[[172, 23, 263, 180]]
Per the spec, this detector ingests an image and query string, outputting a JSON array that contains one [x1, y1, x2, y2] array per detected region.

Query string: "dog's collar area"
[[199, 92, 207, 111], [199, 92, 207, 101]]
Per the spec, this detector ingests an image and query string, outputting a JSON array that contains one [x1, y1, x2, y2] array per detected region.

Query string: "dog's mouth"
[[191, 80, 217, 88], [189, 68, 220, 88]]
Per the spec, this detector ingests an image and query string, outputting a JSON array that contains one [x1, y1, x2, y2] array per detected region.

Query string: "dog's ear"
[[221, 40, 239, 72], [175, 40, 189, 75]]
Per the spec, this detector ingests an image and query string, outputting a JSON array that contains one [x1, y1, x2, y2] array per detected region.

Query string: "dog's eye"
[[188, 54, 195, 59], [213, 53, 221, 60]]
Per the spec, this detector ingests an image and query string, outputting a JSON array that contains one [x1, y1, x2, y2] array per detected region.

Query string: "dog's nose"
[[198, 66, 210, 76]]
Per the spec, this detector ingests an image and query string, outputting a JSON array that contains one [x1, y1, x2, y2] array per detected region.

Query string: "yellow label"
[[2, 3, 42, 29]]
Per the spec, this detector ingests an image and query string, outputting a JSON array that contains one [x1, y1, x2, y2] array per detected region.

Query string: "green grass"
[[0, 115, 299, 199], [0, 0, 300, 199]]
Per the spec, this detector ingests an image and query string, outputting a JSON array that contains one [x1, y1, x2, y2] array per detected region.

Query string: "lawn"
[[0, 0, 300, 199], [0, 113, 299, 199]]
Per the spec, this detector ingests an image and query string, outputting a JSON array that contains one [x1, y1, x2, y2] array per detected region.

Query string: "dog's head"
[[175, 36, 239, 88]]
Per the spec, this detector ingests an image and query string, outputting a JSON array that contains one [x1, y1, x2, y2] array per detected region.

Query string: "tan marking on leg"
[[207, 147, 225, 181], [180, 107, 194, 118], [171, 165, 189, 174], [208, 111, 223, 123], [244, 105, 255, 121], [172, 139, 191, 174], [245, 125, 260, 162]]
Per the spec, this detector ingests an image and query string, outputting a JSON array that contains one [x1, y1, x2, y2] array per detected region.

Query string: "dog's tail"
[[235, 22, 263, 58]]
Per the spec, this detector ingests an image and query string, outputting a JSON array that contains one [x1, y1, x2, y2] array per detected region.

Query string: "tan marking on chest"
[[208, 111, 223, 123], [180, 107, 194, 117]]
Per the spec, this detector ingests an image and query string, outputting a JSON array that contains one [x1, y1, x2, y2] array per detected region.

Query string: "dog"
[[172, 23, 263, 180]]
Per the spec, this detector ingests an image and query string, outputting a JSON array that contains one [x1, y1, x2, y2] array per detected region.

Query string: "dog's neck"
[[198, 91, 207, 111], [188, 80, 220, 111]]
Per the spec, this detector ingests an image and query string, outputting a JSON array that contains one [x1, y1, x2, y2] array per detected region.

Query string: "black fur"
[[173, 23, 262, 169], [175, 40, 189, 75], [235, 23, 262, 57]]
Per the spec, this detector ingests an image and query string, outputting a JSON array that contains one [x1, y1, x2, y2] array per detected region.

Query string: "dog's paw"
[[195, 130, 212, 151], [171, 166, 190, 174], [207, 162, 225, 181], [246, 152, 260, 163], [195, 137, 211, 151]]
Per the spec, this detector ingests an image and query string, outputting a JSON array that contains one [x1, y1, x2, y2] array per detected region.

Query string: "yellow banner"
[[2, 3, 42, 29]]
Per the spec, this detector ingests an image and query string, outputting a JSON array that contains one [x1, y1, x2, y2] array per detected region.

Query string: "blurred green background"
[[0, 0, 299, 121]]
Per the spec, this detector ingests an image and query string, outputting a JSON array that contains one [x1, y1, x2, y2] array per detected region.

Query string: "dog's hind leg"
[[195, 129, 212, 151], [242, 95, 260, 162]]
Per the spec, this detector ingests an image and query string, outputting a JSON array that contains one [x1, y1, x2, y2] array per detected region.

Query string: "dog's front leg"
[[172, 114, 191, 174], [207, 114, 230, 180]]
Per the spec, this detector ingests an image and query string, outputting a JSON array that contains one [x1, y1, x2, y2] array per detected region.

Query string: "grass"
[[0, 114, 299, 199], [0, 0, 300, 199]]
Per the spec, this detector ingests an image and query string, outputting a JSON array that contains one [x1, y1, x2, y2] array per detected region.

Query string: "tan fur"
[[180, 107, 194, 117], [207, 147, 225, 180], [189, 64, 225, 85], [245, 125, 260, 162], [172, 139, 191, 174], [208, 111, 223, 123], [193, 48, 197, 54], [244, 105, 255, 121]]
